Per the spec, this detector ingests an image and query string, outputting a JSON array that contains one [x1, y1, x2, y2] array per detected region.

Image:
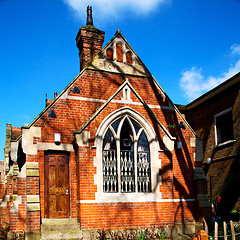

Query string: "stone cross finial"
[[86, 6, 93, 26]]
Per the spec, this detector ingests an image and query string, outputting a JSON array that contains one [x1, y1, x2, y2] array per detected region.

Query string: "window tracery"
[[102, 116, 151, 193]]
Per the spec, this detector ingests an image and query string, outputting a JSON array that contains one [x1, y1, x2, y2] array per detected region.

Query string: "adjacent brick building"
[[1, 7, 206, 239], [178, 72, 240, 221]]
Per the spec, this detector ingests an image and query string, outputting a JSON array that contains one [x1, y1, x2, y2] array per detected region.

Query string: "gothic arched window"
[[102, 116, 151, 193]]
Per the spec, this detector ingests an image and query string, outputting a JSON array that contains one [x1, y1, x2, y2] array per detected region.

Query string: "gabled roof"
[[14, 29, 196, 141], [19, 29, 153, 134], [74, 78, 176, 141], [88, 29, 151, 77]]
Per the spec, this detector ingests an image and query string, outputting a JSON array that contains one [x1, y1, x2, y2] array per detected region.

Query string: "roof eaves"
[[21, 72, 83, 130], [12, 135, 22, 142], [117, 31, 152, 76], [186, 72, 240, 110], [14, 65, 92, 144], [126, 81, 176, 141], [151, 77, 198, 137], [16, 31, 124, 139], [13, 30, 130, 141]]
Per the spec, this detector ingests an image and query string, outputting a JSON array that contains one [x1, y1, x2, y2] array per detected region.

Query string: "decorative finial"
[[86, 6, 93, 26]]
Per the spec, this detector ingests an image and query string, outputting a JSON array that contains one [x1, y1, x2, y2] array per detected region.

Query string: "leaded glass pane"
[[120, 120, 133, 151], [138, 130, 149, 152], [112, 118, 121, 134], [120, 119, 135, 192], [132, 120, 141, 135], [103, 129, 118, 192], [120, 150, 135, 192], [103, 129, 116, 150], [102, 117, 151, 194], [137, 131, 151, 192]]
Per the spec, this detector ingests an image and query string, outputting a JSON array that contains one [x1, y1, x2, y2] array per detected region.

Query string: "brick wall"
[[4, 67, 198, 232], [10, 177, 27, 232], [78, 201, 195, 230], [27, 212, 40, 233], [183, 80, 240, 218]]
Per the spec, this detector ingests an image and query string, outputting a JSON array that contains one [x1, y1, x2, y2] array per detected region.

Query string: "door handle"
[[66, 190, 69, 195]]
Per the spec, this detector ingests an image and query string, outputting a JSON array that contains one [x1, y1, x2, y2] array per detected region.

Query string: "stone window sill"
[[215, 139, 236, 149]]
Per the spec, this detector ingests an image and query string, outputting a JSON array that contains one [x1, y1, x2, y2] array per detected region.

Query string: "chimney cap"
[[86, 6, 93, 26]]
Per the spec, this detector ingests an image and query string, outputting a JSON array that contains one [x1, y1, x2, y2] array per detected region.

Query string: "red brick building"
[[178, 72, 240, 221], [0, 161, 4, 184], [1, 7, 204, 239]]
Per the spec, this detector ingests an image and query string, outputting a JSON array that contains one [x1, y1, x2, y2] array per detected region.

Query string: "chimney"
[[76, 6, 105, 71]]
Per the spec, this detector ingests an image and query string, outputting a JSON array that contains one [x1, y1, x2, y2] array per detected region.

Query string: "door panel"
[[45, 152, 70, 218]]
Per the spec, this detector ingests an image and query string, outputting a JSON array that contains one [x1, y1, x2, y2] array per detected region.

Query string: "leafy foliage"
[[96, 228, 166, 240], [0, 225, 9, 240]]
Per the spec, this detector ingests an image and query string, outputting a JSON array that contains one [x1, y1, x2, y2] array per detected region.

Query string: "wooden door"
[[45, 152, 70, 218]]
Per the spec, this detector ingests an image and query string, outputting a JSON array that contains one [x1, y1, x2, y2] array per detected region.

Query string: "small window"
[[116, 43, 123, 62], [126, 51, 133, 64], [215, 109, 234, 145], [107, 48, 113, 61]]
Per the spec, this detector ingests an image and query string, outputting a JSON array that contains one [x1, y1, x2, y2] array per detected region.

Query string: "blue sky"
[[1, 0, 240, 160]]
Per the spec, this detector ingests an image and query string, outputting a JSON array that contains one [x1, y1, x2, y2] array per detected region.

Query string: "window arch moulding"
[[93, 107, 162, 203]]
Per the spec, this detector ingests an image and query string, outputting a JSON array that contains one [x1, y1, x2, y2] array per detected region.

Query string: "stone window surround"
[[102, 115, 151, 193], [93, 107, 162, 203]]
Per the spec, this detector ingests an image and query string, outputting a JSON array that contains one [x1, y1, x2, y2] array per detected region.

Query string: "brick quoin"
[[27, 212, 40, 233]]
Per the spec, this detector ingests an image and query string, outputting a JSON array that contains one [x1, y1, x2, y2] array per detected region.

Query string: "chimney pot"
[[86, 6, 93, 26]]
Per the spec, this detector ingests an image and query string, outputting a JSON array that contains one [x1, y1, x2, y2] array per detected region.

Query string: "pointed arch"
[[94, 107, 161, 202]]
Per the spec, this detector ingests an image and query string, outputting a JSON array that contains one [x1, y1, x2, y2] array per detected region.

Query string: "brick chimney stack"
[[76, 6, 105, 71]]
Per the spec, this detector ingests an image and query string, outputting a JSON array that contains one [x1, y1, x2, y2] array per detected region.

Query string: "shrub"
[[0, 225, 10, 240], [96, 227, 166, 240]]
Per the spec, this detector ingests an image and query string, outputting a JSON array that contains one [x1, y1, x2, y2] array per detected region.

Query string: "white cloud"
[[62, 0, 169, 23], [230, 44, 240, 56], [180, 60, 240, 101]]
